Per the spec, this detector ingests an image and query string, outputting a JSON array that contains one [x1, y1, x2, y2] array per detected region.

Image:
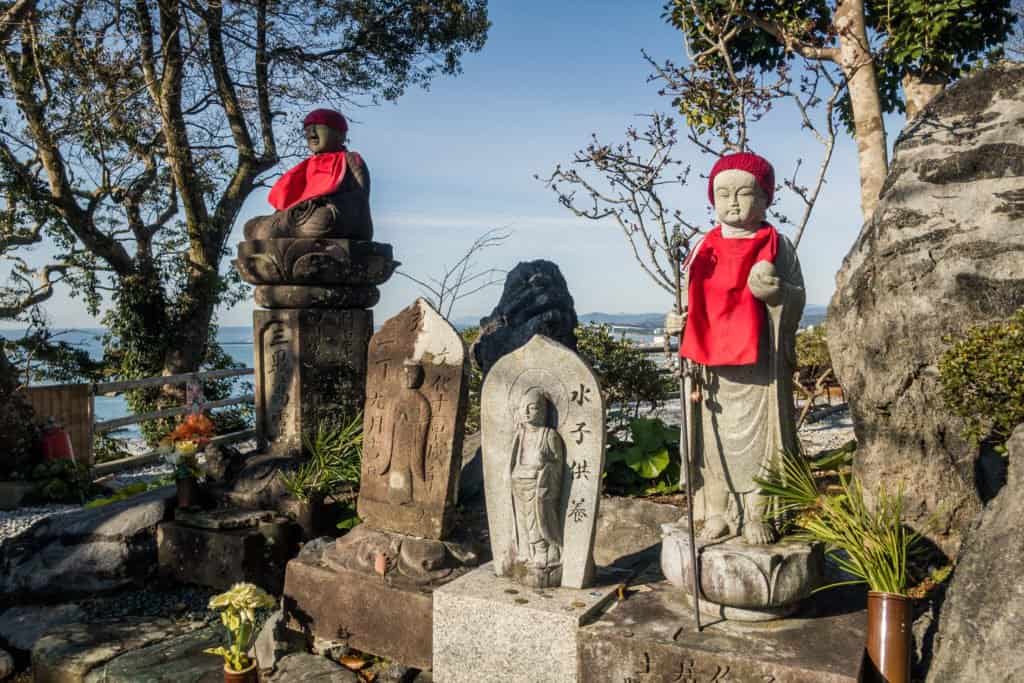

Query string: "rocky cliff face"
[[926, 425, 1024, 681], [828, 62, 1024, 557]]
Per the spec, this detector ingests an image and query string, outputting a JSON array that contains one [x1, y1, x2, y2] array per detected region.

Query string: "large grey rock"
[[0, 604, 86, 652], [926, 424, 1024, 682], [0, 486, 174, 600], [828, 62, 1024, 557], [592, 495, 679, 570], [472, 260, 578, 377], [264, 653, 358, 682]]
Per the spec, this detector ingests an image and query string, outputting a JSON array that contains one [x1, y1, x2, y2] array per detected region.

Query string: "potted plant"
[[756, 450, 922, 683], [204, 582, 276, 682], [279, 413, 362, 540]]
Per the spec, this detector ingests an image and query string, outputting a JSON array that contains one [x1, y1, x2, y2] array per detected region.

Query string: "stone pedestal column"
[[253, 309, 373, 454], [235, 237, 397, 457]]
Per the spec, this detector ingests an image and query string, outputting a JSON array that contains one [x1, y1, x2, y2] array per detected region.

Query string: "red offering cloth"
[[680, 224, 778, 366], [268, 151, 347, 211]]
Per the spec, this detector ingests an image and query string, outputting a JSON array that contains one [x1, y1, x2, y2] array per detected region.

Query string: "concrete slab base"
[[578, 580, 867, 683], [433, 563, 624, 683]]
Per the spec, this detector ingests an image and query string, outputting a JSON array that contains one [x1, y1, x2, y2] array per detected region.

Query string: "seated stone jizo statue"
[[244, 108, 372, 241], [666, 151, 805, 545], [509, 388, 566, 581]]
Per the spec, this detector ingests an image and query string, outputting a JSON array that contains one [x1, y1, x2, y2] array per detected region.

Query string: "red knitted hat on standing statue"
[[303, 109, 348, 135], [707, 152, 775, 206]]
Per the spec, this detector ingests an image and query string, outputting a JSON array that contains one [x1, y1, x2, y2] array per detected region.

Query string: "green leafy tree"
[[0, 0, 489, 437], [939, 308, 1024, 448], [665, 0, 1016, 216], [576, 324, 672, 421]]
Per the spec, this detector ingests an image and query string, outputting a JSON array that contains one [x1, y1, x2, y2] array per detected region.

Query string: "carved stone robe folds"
[[509, 425, 564, 558], [683, 230, 805, 526]]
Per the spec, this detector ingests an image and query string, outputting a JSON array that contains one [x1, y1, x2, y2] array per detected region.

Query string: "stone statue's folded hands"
[[747, 260, 782, 305], [664, 311, 687, 336]]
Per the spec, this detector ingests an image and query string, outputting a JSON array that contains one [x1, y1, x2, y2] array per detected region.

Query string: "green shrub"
[[796, 323, 833, 384], [280, 413, 363, 501], [460, 327, 482, 433], [576, 324, 672, 420], [938, 308, 1024, 447], [605, 417, 680, 496]]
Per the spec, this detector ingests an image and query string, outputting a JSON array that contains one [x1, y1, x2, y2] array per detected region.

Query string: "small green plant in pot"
[[279, 413, 363, 538], [204, 582, 276, 681], [755, 450, 923, 683]]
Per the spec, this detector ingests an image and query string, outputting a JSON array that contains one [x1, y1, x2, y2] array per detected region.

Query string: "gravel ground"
[[77, 584, 218, 622], [105, 463, 174, 489], [0, 503, 79, 541]]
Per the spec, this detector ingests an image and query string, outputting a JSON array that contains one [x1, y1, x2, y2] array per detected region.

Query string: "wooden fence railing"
[[19, 368, 256, 475]]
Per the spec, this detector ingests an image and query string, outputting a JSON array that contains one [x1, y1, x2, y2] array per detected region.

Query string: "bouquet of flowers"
[[161, 413, 217, 481], [204, 582, 276, 673]]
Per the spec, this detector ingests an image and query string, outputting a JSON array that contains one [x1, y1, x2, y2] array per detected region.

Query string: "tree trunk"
[[834, 0, 889, 218], [902, 72, 947, 120]]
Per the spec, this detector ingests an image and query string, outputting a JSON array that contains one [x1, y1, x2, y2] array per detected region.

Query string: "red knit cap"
[[303, 109, 348, 135], [707, 152, 774, 206]]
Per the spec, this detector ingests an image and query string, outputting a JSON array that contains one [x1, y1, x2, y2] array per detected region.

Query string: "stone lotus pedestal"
[[660, 521, 824, 621]]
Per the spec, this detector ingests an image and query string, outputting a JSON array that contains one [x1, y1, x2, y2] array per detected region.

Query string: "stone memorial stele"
[[481, 334, 605, 589], [282, 298, 479, 670], [433, 334, 619, 683], [661, 151, 821, 620], [357, 297, 469, 539]]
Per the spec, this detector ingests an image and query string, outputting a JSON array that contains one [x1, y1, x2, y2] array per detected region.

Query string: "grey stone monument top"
[[481, 334, 605, 589], [357, 298, 469, 540]]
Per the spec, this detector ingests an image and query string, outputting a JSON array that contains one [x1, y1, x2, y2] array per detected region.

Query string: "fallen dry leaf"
[[340, 655, 369, 671]]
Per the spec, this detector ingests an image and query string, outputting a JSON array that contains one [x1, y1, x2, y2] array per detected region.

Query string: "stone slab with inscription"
[[433, 562, 624, 683], [253, 308, 373, 455], [481, 334, 605, 589], [358, 298, 468, 540], [578, 578, 865, 683]]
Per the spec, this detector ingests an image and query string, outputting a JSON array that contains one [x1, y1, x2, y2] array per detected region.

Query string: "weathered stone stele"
[[358, 298, 469, 539], [828, 62, 1024, 557], [481, 334, 605, 589]]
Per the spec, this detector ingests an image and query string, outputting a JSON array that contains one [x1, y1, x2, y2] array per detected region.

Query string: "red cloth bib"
[[267, 151, 347, 211], [680, 224, 778, 366]]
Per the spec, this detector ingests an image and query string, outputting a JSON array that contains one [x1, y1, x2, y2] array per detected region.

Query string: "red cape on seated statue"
[[267, 151, 349, 211], [680, 223, 779, 367]]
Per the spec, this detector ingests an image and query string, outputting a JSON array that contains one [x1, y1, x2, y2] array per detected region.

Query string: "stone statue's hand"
[[664, 311, 687, 337], [748, 260, 782, 305]]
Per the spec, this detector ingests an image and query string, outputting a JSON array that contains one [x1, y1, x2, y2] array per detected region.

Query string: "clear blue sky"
[[28, 0, 899, 329]]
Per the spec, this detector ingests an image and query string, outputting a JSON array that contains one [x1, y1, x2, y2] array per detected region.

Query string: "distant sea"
[[2, 304, 827, 440]]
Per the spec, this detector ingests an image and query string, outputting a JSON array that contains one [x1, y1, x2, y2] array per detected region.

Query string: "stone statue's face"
[[520, 392, 548, 427], [713, 169, 767, 231], [305, 124, 346, 155], [403, 364, 424, 389]]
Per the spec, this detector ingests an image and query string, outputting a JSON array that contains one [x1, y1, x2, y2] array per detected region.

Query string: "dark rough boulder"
[[471, 260, 578, 377], [926, 425, 1024, 682], [828, 62, 1024, 557]]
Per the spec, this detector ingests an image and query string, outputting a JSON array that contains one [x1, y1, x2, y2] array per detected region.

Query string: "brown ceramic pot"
[[862, 591, 912, 683], [176, 476, 200, 509], [223, 661, 258, 683]]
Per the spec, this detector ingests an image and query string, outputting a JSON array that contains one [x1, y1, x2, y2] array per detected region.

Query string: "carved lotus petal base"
[[660, 521, 823, 622], [255, 284, 380, 309], [234, 238, 397, 286]]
